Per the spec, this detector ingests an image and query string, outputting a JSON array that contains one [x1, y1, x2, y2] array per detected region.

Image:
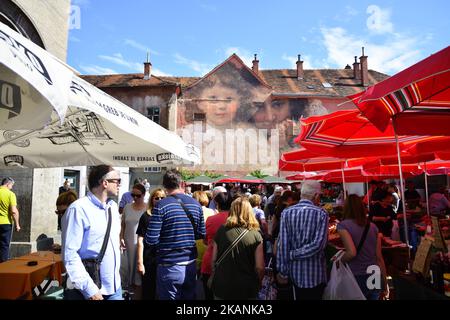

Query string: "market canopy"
[[185, 175, 215, 185], [0, 23, 200, 168], [262, 175, 291, 184], [295, 109, 450, 158], [349, 46, 450, 135], [279, 147, 367, 172]]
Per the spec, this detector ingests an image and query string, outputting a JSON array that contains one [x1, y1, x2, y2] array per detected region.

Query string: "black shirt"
[[369, 203, 396, 237], [136, 212, 156, 265]]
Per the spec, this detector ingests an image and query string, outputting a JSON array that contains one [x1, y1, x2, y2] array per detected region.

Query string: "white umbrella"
[[0, 23, 200, 168], [0, 23, 72, 129]]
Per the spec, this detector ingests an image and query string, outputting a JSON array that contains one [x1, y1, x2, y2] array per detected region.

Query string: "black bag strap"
[[97, 207, 112, 263], [215, 228, 249, 267], [356, 222, 371, 255], [170, 194, 196, 234]]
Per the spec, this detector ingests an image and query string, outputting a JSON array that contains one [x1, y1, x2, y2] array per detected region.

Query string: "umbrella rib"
[[0, 110, 83, 148]]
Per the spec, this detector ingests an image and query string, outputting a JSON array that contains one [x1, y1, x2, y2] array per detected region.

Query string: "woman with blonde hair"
[[210, 196, 264, 299], [193, 191, 216, 279], [135, 188, 166, 300]]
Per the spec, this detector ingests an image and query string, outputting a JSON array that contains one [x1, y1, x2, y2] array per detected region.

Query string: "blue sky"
[[68, 0, 450, 77]]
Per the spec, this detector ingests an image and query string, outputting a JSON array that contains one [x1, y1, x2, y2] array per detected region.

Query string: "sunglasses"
[[131, 193, 142, 198], [106, 178, 121, 185], [154, 197, 165, 200]]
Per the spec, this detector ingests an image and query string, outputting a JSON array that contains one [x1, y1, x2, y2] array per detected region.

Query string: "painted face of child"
[[197, 85, 239, 127], [253, 99, 290, 129]]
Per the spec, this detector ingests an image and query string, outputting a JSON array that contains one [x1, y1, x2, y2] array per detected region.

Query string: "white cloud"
[[346, 6, 358, 16], [366, 5, 394, 34], [173, 53, 212, 75], [282, 54, 315, 69], [97, 53, 170, 76], [320, 26, 422, 74], [99, 53, 142, 72], [152, 68, 173, 77], [124, 39, 159, 56], [224, 47, 254, 68], [334, 5, 358, 22], [79, 65, 117, 75]]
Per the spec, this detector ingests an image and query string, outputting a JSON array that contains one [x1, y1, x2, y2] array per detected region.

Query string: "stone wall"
[[12, 0, 71, 61]]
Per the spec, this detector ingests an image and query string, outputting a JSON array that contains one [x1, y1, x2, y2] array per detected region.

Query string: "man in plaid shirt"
[[276, 180, 328, 300]]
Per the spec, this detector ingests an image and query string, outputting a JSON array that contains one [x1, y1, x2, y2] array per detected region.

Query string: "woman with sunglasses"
[[136, 188, 166, 299], [55, 190, 78, 231], [120, 183, 147, 300]]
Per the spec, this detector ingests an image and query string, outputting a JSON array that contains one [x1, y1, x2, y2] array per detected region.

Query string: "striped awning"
[[294, 109, 450, 158], [349, 46, 450, 135]]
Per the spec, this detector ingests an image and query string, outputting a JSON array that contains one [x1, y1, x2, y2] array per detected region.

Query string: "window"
[[193, 113, 206, 121], [322, 82, 333, 88], [144, 167, 161, 173], [147, 107, 160, 124]]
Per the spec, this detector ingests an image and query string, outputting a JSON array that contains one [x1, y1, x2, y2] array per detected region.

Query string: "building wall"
[[174, 58, 353, 175], [1, 0, 71, 257], [12, 0, 70, 61], [101, 86, 177, 129]]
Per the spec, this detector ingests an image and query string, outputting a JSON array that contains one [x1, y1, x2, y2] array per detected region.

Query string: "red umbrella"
[[349, 46, 450, 135], [279, 148, 366, 172], [295, 109, 447, 158], [285, 172, 325, 181], [321, 167, 419, 183]]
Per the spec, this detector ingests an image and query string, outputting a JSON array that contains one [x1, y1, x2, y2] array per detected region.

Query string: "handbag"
[[323, 222, 371, 300], [81, 207, 112, 288], [323, 251, 366, 300], [207, 228, 249, 289], [258, 258, 277, 300]]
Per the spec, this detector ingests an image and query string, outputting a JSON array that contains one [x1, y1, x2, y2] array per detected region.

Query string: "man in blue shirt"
[[146, 169, 205, 300], [62, 165, 122, 300], [276, 180, 328, 300]]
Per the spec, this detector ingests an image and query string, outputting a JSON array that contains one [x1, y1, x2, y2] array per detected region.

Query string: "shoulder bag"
[[81, 207, 112, 288], [207, 228, 249, 289]]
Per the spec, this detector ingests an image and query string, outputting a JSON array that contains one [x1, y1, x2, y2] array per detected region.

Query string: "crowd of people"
[[2, 165, 447, 301]]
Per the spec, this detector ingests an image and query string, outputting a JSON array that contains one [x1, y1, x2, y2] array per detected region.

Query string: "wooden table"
[[0, 251, 63, 300]]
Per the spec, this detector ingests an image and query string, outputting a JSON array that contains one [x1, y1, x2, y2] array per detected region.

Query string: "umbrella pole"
[[393, 121, 411, 271], [341, 161, 347, 200], [424, 162, 430, 216]]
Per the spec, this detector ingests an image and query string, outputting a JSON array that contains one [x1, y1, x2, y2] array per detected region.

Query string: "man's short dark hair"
[[163, 169, 182, 190], [1, 177, 14, 185], [88, 165, 113, 190]]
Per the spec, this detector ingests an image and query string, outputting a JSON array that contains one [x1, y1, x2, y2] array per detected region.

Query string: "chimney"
[[353, 56, 360, 80], [359, 47, 369, 86], [252, 54, 259, 73], [296, 54, 304, 80], [144, 52, 152, 80]]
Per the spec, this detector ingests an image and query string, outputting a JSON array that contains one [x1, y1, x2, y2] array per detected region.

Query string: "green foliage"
[[203, 171, 221, 179], [179, 168, 200, 181], [179, 169, 221, 181], [249, 170, 268, 179]]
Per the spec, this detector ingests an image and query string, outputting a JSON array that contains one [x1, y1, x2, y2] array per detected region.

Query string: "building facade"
[[0, 0, 73, 256], [83, 51, 389, 178]]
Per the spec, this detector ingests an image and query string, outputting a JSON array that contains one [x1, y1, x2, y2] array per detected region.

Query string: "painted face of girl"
[[253, 99, 290, 129], [197, 85, 240, 127]]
